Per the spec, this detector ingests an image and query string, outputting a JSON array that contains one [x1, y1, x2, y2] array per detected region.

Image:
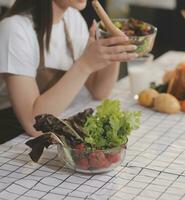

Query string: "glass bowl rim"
[[57, 143, 127, 152], [97, 18, 158, 38]]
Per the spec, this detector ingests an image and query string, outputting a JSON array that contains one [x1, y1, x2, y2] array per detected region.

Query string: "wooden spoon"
[[92, 0, 127, 37]]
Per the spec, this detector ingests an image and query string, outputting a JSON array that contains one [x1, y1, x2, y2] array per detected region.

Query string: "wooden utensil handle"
[[92, 0, 126, 37]]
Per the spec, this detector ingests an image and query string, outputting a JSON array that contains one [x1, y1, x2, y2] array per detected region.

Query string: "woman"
[[0, 0, 137, 144]]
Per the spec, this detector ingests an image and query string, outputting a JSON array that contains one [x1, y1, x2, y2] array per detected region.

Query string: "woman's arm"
[[85, 21, 136, 100], [4, 61, 90, 136], [86, 62, 120, 100]]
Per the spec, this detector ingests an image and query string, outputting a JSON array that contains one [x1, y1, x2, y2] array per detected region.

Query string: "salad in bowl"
[[26, 100, 141, 174], [98, 18, 157, 57]]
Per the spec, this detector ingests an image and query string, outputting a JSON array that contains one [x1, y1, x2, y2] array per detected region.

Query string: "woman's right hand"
[[78, 20, 138, 74]]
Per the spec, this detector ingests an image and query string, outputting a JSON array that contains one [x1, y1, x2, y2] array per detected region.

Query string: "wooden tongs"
[[92, 0, 127, 37]]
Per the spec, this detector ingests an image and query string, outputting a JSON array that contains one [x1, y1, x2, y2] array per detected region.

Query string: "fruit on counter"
[[154, 94, 180, 114], [138, 89, 159, 107]]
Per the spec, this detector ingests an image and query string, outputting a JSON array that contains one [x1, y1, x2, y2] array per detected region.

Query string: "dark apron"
[[0, 19, 75, 144], [37, 19, 75, 93]]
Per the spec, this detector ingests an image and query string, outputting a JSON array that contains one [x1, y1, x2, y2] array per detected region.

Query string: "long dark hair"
[[4, 0, 53, 53]]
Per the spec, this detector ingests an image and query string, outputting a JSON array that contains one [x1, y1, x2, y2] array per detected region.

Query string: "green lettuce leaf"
[[84, 99, 141, 149]]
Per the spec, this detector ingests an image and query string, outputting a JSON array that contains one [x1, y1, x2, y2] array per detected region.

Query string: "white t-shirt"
[[0, 7, 89, 110]]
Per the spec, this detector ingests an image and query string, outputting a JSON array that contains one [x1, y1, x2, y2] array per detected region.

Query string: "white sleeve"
[[0, 17, 38, 77]]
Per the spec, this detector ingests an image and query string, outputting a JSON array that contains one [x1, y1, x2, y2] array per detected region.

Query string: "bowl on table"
[[57, 144, 126, 174], [97, 18, 157, 57]]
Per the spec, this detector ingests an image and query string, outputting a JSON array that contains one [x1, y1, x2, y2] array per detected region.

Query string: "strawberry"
[[89, 157, 100, 168], [106, 152, 121, 164], [73, 143, 86, 158], [88, 152, 97, 159], [98, 158, 110, 168], [95, 150, 106, 160], [89, 150, 110, 169], [76, 157, 89, 170]]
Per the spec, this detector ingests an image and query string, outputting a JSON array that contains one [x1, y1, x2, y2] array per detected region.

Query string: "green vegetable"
[[113, 21, 123, 29], [84, 100, 141, 150], [135, 38, 149, 55]]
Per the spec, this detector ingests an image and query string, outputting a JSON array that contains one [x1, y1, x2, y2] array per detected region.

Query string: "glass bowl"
[[97, 18, 157, 57], [57, 145, 126, 174]]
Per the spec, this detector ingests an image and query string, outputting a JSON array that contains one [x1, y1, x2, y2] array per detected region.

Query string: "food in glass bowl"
[[98, 18, 157, 57], [58, 144, 126, 173], [26, 100, 141, 174]]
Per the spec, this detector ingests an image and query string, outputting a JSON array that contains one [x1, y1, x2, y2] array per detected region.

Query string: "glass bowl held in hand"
[[57, 144, 126, 174], [97, 18, 157, 57]]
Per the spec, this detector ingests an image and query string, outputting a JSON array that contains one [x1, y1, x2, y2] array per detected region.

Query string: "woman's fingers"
[[104, 45, 137, 54], [89, 20, 97, 42], [107, 52, 138, 62], [100, 36, 129, 46]]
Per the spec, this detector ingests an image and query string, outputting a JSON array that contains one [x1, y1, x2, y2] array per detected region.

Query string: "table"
[[0, 51, 185, 200]]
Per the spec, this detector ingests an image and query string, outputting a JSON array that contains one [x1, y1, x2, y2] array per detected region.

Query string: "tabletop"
[[0, 51, 185, 200]]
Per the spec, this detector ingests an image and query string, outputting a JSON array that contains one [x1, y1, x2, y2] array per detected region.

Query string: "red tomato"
[[88, 152, 97, 159], [89, 157, 100, 168], [76, 158, 89, 170], [95, 150, 106, 160], [100, 159, 110, 168], [88, 151, 110, 169], [106, 153, 121, 164]]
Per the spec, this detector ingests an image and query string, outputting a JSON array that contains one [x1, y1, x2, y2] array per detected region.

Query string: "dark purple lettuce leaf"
[[25, 133, 57, 162], [26, 108, 94, 162]]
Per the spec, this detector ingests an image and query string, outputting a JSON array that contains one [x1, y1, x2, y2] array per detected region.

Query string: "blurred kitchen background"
[[0, 0, 185, 77]]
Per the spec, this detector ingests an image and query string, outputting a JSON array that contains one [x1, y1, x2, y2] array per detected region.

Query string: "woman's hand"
[[78, 20, 138, 74]]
